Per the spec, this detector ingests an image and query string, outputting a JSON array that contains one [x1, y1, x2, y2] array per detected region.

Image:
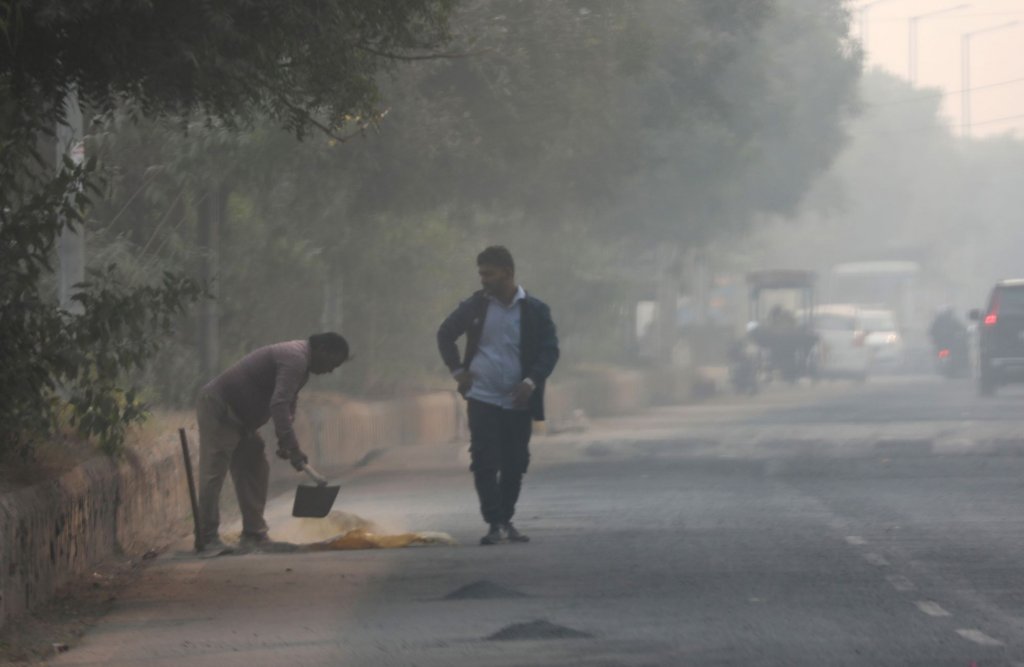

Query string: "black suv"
[[970, 279, 1024, 395]]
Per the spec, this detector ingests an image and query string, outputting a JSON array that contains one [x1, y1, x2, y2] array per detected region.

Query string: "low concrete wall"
[[543, 366, 696, 430], [281, 391, 465, 472], [0, 367, 705, 630], [0, 428, 195, 630]]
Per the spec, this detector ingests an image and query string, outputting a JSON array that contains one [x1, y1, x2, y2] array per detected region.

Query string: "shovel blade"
[[292, 484, 340, 518]]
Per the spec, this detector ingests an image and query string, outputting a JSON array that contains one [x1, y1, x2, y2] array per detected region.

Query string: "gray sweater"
[[204, 340, 310, 450]]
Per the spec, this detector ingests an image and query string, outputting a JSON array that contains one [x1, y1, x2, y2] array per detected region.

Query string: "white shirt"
[[466, 286, 527, 410]]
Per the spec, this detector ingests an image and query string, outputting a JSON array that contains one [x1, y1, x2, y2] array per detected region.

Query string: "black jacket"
[[437, 290, 559, 420]]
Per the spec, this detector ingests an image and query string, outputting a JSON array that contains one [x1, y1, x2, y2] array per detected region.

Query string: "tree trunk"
[[198, 183, 223, 379], [56, 90, 85, 314], [654, 244, 680, 365]]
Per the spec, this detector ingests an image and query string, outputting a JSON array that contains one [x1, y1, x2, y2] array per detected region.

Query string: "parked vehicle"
[[827, 260, 929, 370], [969, 279, 1024, 395], [860, 308, 905, 371], [813, 304, 872, 381]]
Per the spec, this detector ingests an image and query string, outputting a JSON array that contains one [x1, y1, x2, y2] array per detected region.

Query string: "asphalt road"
[[48, 375, 1024, 666]]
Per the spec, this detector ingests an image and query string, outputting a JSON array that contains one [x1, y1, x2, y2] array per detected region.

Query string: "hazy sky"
[[856, 0, 1024, 137]]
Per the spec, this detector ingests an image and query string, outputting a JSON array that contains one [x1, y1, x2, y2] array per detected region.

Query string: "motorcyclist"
[[750, 306, 813, 382], [766, 305, 798, 331], [929, 306, 966, 351], [929, 306, 968, 375]]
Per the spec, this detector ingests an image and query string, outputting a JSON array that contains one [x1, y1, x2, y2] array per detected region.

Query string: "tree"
[[0, 0, 458, 461], [301, 0, 861, 369], [87, 0, 862, 393], [738, 68, 1024, 313], [5, 0, 455, 134]]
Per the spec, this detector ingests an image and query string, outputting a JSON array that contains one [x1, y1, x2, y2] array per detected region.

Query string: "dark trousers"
[[467, 399, 533, 525]]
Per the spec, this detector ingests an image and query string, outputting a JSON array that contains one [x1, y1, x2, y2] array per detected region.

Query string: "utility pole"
[[859, 0, 896, 53], [56, 90, 85, 314], [908, 4, 968, 85], [961, 21, 1019, 137]]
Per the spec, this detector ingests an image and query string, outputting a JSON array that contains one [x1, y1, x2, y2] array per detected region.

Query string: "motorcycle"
[[930, 311, 969, 379], [934, 336, 969, 379], [728, 339, 759, 395]]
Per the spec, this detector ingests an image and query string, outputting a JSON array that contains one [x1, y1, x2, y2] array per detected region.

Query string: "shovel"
[[292, 462, 340, 518]]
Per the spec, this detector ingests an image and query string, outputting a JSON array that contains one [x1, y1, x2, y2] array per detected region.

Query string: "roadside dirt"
[[0, 510, 455, 665], [0, 554, 148, 666]]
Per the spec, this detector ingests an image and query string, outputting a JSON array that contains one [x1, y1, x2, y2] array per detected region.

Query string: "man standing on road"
[[437, 246, 559, 545], [196, 333, 349, 554]]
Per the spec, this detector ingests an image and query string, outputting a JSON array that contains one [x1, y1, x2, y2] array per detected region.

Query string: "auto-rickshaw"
[[744, 270, 819, 383]]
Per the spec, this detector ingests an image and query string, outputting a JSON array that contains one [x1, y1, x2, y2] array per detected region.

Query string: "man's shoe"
[[480, 524, 503, 545], [238, 532, 275, 552], [196, 537, 234, 558], [237, 533, 301, 554], [503, 523, 530, 543], [239, 531, 272, 546]]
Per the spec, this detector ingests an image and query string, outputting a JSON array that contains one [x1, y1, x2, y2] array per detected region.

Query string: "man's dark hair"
[[308, 332, 349, 360], [477, 245, 515, 272]]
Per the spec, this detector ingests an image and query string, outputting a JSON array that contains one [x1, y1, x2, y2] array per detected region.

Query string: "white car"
[[813, 304, 873, 381], [860, 308, 905, 370]]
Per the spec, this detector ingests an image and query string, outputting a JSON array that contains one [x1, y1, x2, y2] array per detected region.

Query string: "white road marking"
[[886, 574, 916, 592], [845, 536, 867, 546], [956, 629, 1004, 646], [864, 552, 890, 567], [915, 601, 951, 617]]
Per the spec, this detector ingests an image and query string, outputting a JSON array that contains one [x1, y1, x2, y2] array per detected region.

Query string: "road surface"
[[48, 376, 1024, 666]]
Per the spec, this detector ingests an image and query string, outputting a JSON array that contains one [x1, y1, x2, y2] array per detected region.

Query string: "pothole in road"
[[756, 438, 827, 450], [444, 580, 528, 600], [985, 437, 1024, 453], [874, 438, 933, 448], [874, 439, 933, 456], [487, 620, 592, 641]]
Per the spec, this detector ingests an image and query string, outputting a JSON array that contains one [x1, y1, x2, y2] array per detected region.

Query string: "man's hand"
[[276, 446, 309, 471], [511, 379, 535, 409], [454, 370, 473, 397]]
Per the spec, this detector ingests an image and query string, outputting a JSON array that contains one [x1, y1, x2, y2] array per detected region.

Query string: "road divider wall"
[[0, 366, 706, 629]]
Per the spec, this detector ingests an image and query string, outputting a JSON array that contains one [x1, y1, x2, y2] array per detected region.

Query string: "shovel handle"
[[302, 462, 328, 487]]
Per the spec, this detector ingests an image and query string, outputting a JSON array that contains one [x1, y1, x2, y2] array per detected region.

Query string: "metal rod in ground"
[[178, 428, 204, 552]]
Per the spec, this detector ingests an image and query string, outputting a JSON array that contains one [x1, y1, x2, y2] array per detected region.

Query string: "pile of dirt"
[[270, 511, 377, 544], [268, 511, 456, 551], [487, 620, 592, 641], [443, 580, 527, 600], [307, 528, 455, 550]]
